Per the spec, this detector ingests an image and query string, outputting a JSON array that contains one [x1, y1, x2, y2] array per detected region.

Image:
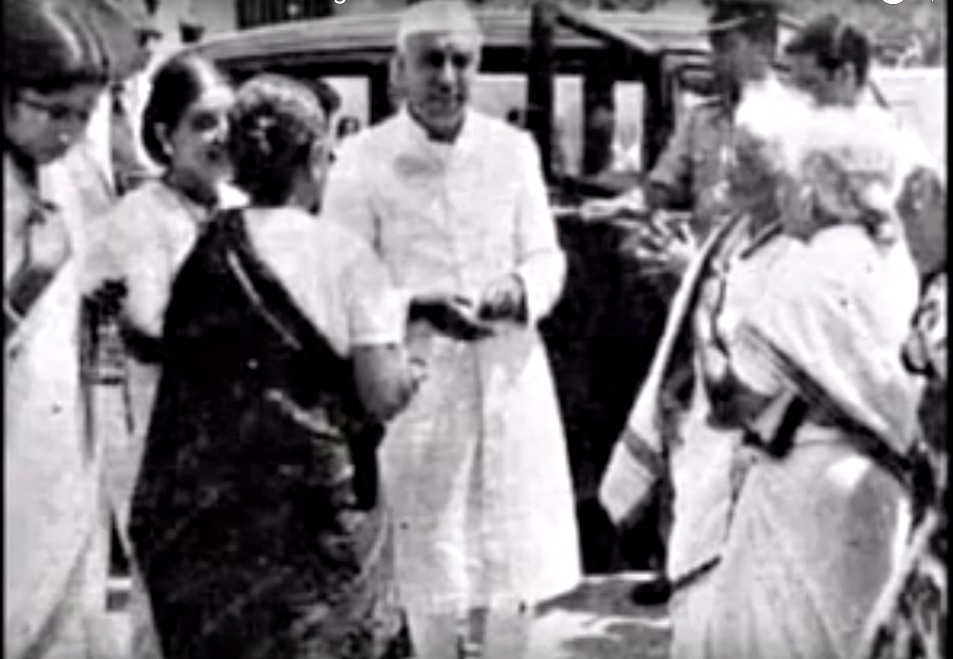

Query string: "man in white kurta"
[[322, 2, 580, 657]]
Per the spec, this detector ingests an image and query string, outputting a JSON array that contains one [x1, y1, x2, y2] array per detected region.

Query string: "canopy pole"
[[527, 0, 556, 183]]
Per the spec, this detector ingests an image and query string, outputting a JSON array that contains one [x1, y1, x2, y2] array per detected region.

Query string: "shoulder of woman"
[[772, 226, 893, 289], [101, 179, 168, 225], [253, 208, 369, 261], [314, 216, 379, 262]]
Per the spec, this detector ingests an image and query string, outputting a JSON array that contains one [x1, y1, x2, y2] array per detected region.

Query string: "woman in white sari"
[[3, 1, 137, 656], [700, 85, 925, 659]]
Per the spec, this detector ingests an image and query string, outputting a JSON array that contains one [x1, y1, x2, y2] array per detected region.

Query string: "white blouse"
[[87, 179, 211, 337], [87, 178, 250, 333], [242, 207, 407, 357]]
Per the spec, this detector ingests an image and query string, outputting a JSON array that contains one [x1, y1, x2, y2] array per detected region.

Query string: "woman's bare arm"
[[352, 343, 421, 423]]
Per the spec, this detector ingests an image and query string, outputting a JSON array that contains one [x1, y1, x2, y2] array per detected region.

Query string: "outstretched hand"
[[410, 293, 495, 342], [24, 206, 71, 274], [86, 279, 128, 319], [579, 188, 649, 222], [477, 275, 527, 324], [619, 211, 697, 276]]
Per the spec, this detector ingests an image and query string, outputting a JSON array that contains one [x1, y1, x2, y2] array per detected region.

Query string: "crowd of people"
[[2, 1, 946, 659], [597, 2, 947, 658]]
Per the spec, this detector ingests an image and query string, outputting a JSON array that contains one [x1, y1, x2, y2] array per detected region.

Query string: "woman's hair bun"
[[229, 74, 328, 206]]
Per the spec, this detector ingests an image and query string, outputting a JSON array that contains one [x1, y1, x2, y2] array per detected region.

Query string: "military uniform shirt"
[[648, 97, 735, 240]]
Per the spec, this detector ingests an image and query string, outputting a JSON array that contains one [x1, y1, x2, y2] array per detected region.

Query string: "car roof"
[[191, 7, 801, 76]]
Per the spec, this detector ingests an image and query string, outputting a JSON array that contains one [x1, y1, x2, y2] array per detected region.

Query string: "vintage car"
[[189, 2, 807, 572]]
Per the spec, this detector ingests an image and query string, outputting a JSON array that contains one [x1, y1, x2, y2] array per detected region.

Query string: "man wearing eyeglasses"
[[322, 2, 580, 657]]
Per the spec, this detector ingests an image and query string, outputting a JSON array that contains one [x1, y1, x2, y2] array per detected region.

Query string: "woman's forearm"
[[352, 344, 419, 423]]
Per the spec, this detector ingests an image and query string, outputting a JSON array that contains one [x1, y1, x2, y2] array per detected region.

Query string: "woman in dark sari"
[[129, 73, 420, 659]]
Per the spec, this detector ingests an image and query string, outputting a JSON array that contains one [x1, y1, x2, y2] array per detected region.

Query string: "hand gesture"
[[477, 275, 527, 323], [24, 208, 71, 274], [410, 293, 494, 342], [579, 189, 648, 222], [620, 211, 696, 276], [86, 279, 128, 320]]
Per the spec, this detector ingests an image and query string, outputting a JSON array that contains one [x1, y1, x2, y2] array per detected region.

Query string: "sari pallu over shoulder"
[[129, 209, 405, 659], [598, 212, 749, 529]]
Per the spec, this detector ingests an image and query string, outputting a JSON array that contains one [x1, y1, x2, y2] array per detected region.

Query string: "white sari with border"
[[705, 225, 921, 659]]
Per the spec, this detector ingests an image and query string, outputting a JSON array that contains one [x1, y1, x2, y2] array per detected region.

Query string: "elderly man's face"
[[397, 31, 480, 138]]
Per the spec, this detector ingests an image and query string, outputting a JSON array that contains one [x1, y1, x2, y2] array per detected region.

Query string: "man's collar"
[[402, 106, 476, 150]]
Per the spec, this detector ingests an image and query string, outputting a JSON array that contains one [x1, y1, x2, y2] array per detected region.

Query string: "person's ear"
[[831, 64, 857, 97], [844, 63, 859, 90], [308, 139, 329, 175], [392, 53, 408, 87], [155, 122, 174, 160]]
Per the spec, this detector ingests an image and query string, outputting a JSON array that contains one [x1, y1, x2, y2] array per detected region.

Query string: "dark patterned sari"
[[129, 210, 408, 659]]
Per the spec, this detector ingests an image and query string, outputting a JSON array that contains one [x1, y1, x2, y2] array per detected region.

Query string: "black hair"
[[228, 73, 327, 206], [141, 53, 230, 166], [784, 14, 871, 87], [307, 78, 342, 119], [3, 0, 117, 92]]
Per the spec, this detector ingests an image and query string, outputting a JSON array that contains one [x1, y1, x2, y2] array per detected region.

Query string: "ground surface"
[[528, 573, 671, 659], [99, 572, 671, 659]]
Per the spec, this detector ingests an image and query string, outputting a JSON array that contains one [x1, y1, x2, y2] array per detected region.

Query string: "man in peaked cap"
[[597, 0, 790, 655], [323, 2, 581, 657], [583, 0, 785, 266]]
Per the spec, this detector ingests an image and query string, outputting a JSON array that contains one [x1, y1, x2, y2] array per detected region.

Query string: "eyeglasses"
[[15, 92, 93, 127]]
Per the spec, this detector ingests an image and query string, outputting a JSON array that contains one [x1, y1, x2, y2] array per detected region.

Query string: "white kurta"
[[323, 108, 581, 613]]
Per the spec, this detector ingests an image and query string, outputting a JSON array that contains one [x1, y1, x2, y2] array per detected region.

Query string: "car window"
[[324, 76, 370, 126]]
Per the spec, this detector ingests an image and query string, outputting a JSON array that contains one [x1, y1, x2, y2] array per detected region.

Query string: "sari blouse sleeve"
[[726, 227, 922, 451], [99, 193, 177, 338]]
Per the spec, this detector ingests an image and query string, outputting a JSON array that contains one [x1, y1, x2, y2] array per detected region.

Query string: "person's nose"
[[436, 58, 456, 89], [210, 115, 229, 145]]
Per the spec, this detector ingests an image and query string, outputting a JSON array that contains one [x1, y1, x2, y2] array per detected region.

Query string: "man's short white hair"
[[396, 0, 484, 53]]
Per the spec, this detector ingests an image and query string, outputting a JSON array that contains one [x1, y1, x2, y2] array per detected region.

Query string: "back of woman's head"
[[142, 53, 230, 166], [228, 74, 328, 206], [3, 0, 133, 92]]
